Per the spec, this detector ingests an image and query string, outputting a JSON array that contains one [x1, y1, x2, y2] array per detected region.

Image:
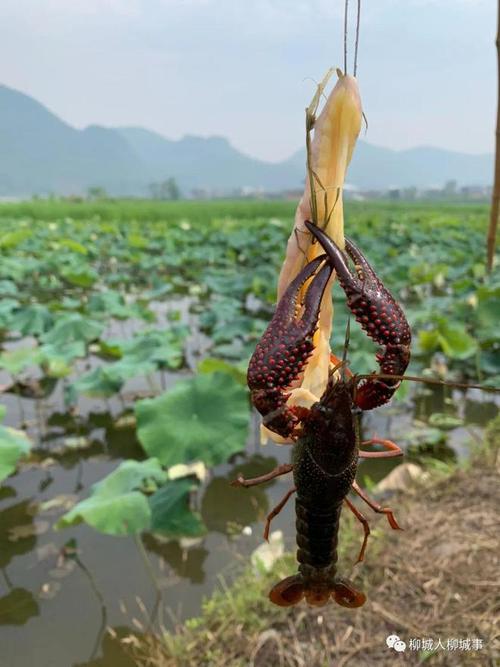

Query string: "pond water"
[[0, 307, 497, 667]]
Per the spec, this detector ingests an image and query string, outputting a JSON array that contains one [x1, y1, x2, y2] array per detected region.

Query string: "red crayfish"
[[232, 221, 411, 608]]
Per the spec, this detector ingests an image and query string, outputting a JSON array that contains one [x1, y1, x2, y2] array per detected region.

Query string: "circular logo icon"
[[386, 634, 400, 648], [393, 640, 407, 653]]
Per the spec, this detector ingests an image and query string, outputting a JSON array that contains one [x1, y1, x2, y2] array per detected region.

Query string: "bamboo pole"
[[487, 1, 500, 273]]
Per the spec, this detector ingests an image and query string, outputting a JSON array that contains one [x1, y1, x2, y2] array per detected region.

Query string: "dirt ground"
[[132, 435, 499, 667]]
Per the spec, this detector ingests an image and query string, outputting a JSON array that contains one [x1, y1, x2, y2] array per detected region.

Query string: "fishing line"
[[354, 0, 361, 76], [343, 0, 362, 76], [343, 0, 349, 75]]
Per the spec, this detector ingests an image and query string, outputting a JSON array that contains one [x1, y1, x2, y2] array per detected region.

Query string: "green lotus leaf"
[[149, 478, 206, 538], [128, 233, 148, 249], [0, 347, 42, 376], [57, 238, 88, 255], [42, 314, 103, 346], [135, 372, 250, 467], [484, 374, 500, 388], [88, 291, 136, 320], [0, 299, 19, 323], [437, 323, 477, 360], [143, 282, 174, 299], [38, 341, 84, 378], [418, 319, 477, 360], [71, 366, 123, 398], [0, 282, 19, 297], [0, 257, 31, 282], [479, 350, 500, 375], [44, 358, 72, 378], [60, 266, 98, 288], [55, 458, 167, 536], [97, 339, 123, 359], [428, 413, 463, 430], [10, 304, 53, 336], [0, 229, 32, 249], [211, 316, 256, 344], [105, 330, 187, 371], [475, 286, 500, 344], [418, 329, 440, 354], [197, 357, 247, 385], [0, 426, 31, 482], [40, 340, 86, 364], [107, 358, 156, 382]]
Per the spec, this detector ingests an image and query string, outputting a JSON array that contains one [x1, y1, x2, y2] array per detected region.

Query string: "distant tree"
[[444, 180, 457, 196], [161, 177, 181, 200], [149, 178, 181, 200], [87, 186, 107, 200], [149, 182, 160, 199]]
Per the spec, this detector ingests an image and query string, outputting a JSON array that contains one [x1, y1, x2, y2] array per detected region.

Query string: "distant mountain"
[[0, 85, 142, 196], [286, 142, 493, 191], [115, 127, 299, 192], [0, 83, 493, 196]]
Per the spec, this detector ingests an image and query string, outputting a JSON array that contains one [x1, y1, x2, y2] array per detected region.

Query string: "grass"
[[0, 198, 299, 223], [0, 197, 489, 224]]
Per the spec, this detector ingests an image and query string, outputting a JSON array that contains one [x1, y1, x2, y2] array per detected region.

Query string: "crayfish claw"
[[247, 253, 333, 439], [306, 220, 411, 410], [306, 221, 354, 287]]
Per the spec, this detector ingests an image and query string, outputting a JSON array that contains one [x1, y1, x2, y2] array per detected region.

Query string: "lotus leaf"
[[55, 458, 167, 536], [0, 426, 31, 482], [149, 477, 206, 538], [135, 372, 249, 467], [42, 314, 103, 345]]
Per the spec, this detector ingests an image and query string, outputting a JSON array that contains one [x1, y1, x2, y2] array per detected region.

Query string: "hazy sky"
[[0, 0, 495, 162]]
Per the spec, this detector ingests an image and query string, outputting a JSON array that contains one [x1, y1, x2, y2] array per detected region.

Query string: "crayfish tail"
[[331, 578, 366, 608], [269, 575, 366, 608], [269, 575, 305, 607]]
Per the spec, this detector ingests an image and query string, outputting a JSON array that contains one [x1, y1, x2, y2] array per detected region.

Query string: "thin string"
[[343, 0, 349, 75], [354, 0, 361, 76]]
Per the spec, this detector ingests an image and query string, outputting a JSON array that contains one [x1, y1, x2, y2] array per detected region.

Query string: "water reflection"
[[143, 537, 209, 584], [0, 485, 16, 502], [0, 588, 39, 625], [0, 500, 37, 570], [74, 626, 141, 667], [407, 439, 457, 463], [40, 409, 143, 464], [464, 399, 499, 425], [200, 455, 282, 534]]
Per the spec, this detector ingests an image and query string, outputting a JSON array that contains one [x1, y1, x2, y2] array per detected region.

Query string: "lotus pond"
[[0, 199, 498, 666]]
